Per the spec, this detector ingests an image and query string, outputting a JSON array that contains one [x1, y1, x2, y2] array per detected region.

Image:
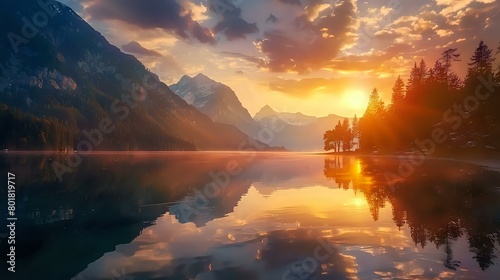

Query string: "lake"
[[1, 152, 500, 280]]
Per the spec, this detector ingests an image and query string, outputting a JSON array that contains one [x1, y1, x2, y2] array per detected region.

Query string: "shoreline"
[[321, 151, 500, 172], [2, 150, 500, 171]]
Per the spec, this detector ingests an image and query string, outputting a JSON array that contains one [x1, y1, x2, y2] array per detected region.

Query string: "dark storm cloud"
[[266, 14, 279, 23], [258, 0, 357, 73], [121, 41, 163, 57], [207, 0, 259, 40], [213, 8, 259, 40], [277, 0, 302, 6], [84, 0, 215, 44]]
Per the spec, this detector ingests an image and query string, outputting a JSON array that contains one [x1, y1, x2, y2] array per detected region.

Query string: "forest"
[[325, 41, 500, 156]]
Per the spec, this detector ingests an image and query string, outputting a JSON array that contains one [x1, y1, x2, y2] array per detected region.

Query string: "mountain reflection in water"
[[0, 152, 499, 280]]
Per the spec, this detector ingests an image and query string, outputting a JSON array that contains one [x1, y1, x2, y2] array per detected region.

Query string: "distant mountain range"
[[0, 0, 270, 151], [170, 74, 261, 138], [254, 105, 349, 151], [171, 75, 349, 151]]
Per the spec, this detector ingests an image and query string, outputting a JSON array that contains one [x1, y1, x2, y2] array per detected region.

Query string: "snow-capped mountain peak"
[[192, 73, 218, 88], [169, 74, 261, 138], [170, 73, 223, 107]]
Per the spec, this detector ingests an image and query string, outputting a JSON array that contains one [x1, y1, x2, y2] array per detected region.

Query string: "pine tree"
[[440, 48, 461, 82], [341, 118, 352, 151], [390, 76, 405, 109], [432, 59, 447, 84], [364, 88, 385, 117], [418, 59, 428, 82], [406, 62, 419, 96], [360, 88, 385, 151], [406, 60, 428, 104], [467, 40, 494, 79], [351, 115, 359, 150]]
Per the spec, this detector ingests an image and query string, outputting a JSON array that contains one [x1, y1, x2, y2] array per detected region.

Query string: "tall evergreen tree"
[[352, 115, 359, 150], [360, 88, 385, 151], [419, 59, 428, 82], [364, 88, 385, 117], [406, 62, 419, 97], [390, 76, 405, 109], [341, 118, 352, 151], [440, 48, 461, 82], [467, 40, 494, 79], [406, 60, 428, 104]]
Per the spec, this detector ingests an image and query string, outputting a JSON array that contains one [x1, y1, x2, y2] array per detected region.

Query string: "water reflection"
[[324, 156, 500, 271], [0, 153, 499, 279]]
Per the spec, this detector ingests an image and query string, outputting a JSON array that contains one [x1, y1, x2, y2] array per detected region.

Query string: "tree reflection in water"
[[324, 156, 500, 271]]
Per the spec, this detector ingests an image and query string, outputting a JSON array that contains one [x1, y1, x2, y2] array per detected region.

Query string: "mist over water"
[[1, 152, 500, 280]]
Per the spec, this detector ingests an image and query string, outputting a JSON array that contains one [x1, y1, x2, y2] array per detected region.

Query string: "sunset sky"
[[60, 0, 500, 118]]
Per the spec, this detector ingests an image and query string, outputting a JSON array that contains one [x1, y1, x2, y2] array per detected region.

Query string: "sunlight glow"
[[356, 160, 362, 174], [351, 197, 368, 208], [342, 89, 369, 113]]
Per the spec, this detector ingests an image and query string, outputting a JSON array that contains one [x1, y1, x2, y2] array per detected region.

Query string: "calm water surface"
[[1, 152, 500, 280]]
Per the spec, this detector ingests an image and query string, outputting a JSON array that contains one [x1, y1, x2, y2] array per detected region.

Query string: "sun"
[[351, 197, 368, 208], [342, 89, 369, 113]]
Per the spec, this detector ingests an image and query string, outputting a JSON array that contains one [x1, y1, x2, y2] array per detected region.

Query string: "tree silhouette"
[[341, 118, 352, 152], [440, 48, 461, 85], [359, 88, 385, 151], [390, 76, 405, 110], [467, 40, 494, 79], [324, 118, 356, 152], [323, 157, 500, 271], [343, 40, 500, 154], [351, 115, 359, 150]]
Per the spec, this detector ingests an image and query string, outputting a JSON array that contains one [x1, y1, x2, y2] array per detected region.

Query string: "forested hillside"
[[358, 41, 500, 155], [0, 0, 269, 151]]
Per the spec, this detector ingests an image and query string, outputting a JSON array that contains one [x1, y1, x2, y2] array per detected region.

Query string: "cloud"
[[145, 54, 184, 84], [373, 29, 398, 42], [122, 41, 163, 57], [327, 43, 413, 72], [435, 0, 475, 16], [266, 75, 397, 102], [257, 0, 358, 73], [220, 51, 265, 65], [436, 29, 454, 37], [277, 0, 302, 6], [212, 8, 259, 40], [265, 75, 387, 98], [68, 0, 499, 103], [268, 77, 347, 97], [83, 0, 215, 44], [457, 4, 492, 30], [60, 0, 84, 13], [266, 14, 279, 23]]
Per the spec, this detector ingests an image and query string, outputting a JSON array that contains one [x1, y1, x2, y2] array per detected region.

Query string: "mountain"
[[170, 74, 261, 138], [254, 105, 349, 151], [254, 105, 317, 127], [169, 73, 349, 151], [0, 0, 270, 151]]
